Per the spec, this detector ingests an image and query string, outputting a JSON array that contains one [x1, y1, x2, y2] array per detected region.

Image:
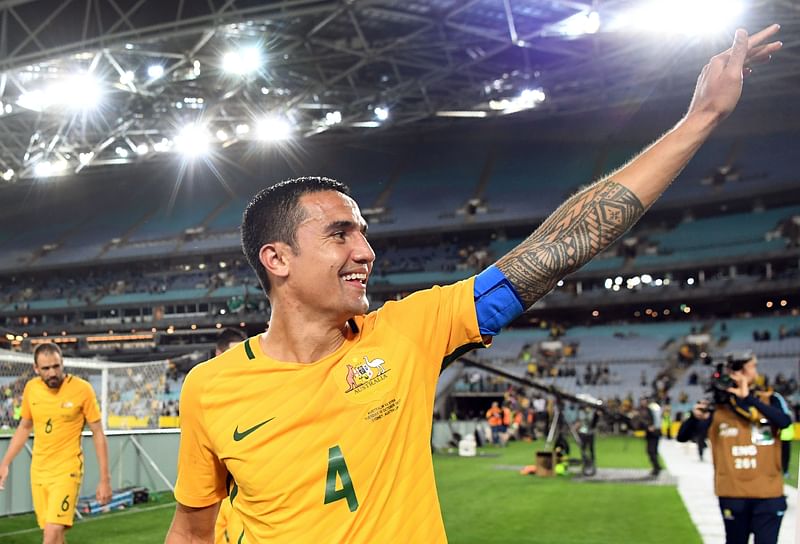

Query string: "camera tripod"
[[545, 395, 597, 476], [460, 357, 617, 477]]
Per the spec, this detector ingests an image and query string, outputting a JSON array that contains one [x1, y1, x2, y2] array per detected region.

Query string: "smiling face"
[[268, 190, 375, 322], [34, 350, 66, 389]]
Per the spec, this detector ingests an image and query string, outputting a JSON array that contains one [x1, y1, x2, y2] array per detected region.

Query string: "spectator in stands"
[[166, 27, 784, 542], [486, 401, 504, 446], [678, 352, 791, 544], [501, 402, 512, 443]]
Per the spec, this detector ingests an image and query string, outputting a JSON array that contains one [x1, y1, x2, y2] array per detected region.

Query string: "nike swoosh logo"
[[233, 417, 275, 441]]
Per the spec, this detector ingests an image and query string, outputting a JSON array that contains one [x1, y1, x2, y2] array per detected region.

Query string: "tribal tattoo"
[[496, 179, 645, 308]]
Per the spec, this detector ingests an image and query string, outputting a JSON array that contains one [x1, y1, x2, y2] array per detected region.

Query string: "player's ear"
[[259, 242, 292, 280]]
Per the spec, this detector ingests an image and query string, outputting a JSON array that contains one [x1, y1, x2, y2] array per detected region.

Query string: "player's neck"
[[259, 306, 350, 364]]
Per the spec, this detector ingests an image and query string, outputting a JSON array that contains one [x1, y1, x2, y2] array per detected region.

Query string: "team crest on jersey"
[[718, 423, 739, 438], [345, 355, 389, 393]]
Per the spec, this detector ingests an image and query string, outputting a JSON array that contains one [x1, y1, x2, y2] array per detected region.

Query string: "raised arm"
[[496, 25, 782, 308], [0, 418, 33, 490], [87, 420, 112, 504]]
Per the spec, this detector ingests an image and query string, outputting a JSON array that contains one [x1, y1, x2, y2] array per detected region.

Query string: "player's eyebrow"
[[325, 220, 368, 234]]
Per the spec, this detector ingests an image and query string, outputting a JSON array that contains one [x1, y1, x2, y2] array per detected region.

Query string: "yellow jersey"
[[21, 374, 101, 481], [215, 474, 244, 543], [215, 498, 244, 543], [175, 278, 484, 543]]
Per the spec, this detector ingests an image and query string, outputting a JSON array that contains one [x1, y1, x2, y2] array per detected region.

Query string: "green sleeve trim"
[[441, 342, 484, 374], [244, 339, 255, 360]]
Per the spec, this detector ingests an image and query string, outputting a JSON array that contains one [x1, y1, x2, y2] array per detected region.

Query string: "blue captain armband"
[[473, 265, 526, 336]]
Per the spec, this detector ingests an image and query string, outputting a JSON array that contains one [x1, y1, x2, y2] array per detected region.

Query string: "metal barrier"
[[0, 429, 179, 517]]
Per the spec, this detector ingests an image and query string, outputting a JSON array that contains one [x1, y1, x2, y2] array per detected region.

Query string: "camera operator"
[[638, 396, 662, 477], [677, 352, 791, 544]]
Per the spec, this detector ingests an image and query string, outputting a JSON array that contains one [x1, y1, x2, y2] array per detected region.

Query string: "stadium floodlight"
[[19, 74, 104, 112], [115, 146, 129, 158], [174, 123, 211, 157], [640, 274, 653, 284], [256, 116, 292, 141], [223, 47, 262, 75], [604, 278, 613, 289], [435, 111, 488, 118], [17, 90, 47, 112], [3, 104, 11, 114], [153, 138, 172, 152], [324, 111, 343, 126], [136, 143, 149, 155], [60, 74, 103, 110], [33, 159, 67, 178], [561, 10, 601, 36], [508, 88, 546, 113], [235, 123, 250, 135], [373, 106, 389, 121], [489, 88, 546, 114], [1, 169, 14, 181], [78, 151, 94, 165], [350, 121, 381, 128], [147, 64, 165, 79], [216, 129, 229, 141], [618, 0, 744, 35], [119, 70, 135, 85]]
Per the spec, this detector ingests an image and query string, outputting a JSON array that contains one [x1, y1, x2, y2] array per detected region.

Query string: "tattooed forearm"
[[495, 179, 645, 308]]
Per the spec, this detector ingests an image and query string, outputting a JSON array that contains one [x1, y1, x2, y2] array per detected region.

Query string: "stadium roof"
[[0, 0, 797, 181]]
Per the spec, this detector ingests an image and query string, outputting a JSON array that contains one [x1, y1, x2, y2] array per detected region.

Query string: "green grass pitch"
[[1, 436, 795, 542]]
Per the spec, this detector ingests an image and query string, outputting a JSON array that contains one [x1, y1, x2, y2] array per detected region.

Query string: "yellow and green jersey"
[[175, 278, 485, 543], [21, 375, 101, 481]]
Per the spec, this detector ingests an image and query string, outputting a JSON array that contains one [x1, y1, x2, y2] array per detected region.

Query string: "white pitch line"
[[0, 502, 175, 539]]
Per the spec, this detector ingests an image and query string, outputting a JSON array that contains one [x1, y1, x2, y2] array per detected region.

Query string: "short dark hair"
[[241, 176, 351, 296], [216, 327, 247, 353], [726, 350, 755, 371], [33, 342, 62, 366]]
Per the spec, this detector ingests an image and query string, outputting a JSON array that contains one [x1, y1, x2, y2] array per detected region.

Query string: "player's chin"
[[346, 296, 369, 317]]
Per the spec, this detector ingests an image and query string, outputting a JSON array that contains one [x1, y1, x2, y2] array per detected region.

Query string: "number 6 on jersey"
[[324, 445, 358, 512]]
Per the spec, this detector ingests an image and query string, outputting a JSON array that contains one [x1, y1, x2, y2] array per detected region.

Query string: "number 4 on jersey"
[[324, 445, 359, 512]]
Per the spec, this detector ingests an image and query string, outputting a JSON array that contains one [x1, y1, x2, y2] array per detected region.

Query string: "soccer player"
[[212, 328, 247, 544], [0, 342, 112, 544], [166, 26, 782, 543]]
